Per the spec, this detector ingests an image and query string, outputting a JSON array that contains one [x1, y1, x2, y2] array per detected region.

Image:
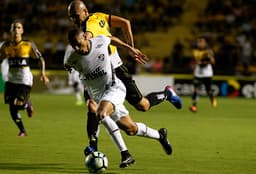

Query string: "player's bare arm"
[[110, 15, 134, 47], [39, 57, 49, 84], [109, 36, 148, 64]]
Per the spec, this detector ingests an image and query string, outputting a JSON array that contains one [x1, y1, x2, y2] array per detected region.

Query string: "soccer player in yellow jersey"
[[189, 36, 216, 112], [0, 20, 49, 136], [67, 0, 182, 162]]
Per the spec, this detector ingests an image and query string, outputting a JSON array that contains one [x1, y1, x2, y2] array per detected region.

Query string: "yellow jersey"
[[0, 40, 42, 86], [192, 48, 214, 61], [0, 40, 41, 67], [82, 12, 117, 55]]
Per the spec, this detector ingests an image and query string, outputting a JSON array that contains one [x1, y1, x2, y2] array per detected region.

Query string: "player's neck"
[[12, 36, 22, 44]]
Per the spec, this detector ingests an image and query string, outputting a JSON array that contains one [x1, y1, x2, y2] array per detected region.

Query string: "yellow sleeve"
[[86, 12, 111, 37]]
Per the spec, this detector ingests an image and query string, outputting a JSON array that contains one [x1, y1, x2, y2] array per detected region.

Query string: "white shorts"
[[100, 79, 129, 121], [110, 51, 123, 69]]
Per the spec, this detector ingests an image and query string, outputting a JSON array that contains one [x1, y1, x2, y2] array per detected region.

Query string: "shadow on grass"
[[0, 162, 126, 174], [0, 162, 85, 173]]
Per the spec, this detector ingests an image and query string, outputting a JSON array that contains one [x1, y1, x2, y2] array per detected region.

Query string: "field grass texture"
[[0, 94, 256, 174]]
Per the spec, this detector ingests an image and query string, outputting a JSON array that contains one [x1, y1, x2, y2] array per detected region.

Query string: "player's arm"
[[110, 15, 134, 47], [0, 43, 7, 62], [38, 56, 49, 84], [109, 36, 148, 64], [201, 50, 215, 65], [30, 41, 49, 84]]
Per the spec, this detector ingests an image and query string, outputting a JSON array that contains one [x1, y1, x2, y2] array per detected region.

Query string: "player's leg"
[[116, 115, 172, 155], [189, 78, 200, 112], [97, 100, 134, 168], [25, 99, 34, 117], [5, 82, 30, 136], [204, 77, 217, 107], [115, 65, 182, 111], [84, 90, 100, 155], [73, 82, 83, 106], [9, 104, 26, 136]]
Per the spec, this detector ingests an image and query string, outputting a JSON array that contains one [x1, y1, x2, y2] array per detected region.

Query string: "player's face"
[[69, 6, 88, 26], [73, 32, 88, 54], [10, 22, 24, 38], [197, 38, 207, 49]]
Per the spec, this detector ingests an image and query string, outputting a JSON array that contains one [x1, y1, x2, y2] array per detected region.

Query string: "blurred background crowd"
[[0, 0, 256, 76]]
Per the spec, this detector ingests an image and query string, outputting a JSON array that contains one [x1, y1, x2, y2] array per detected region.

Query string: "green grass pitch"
[[0, 94, 256, 174]]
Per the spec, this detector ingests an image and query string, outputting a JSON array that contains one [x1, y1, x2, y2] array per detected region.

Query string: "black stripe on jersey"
[[108, 14, 111, 28], [111, 63, 115, 86], [107, 45, 112, 55]]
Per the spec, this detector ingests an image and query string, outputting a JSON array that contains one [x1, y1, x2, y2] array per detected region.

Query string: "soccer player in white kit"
[[64, 28, 172, 168], [67, 0, 182, 156], [189, 36, 217, 112], [64, 44, 83, 106]]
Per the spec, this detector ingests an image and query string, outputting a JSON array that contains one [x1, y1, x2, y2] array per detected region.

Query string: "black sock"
[[10, 105, 25, 132], [87, 111, 99, 150], [15, 118, 26, 132], [145, 91, 166, 108], [121, 150, 131, 159], [191, 92, 198, 106]]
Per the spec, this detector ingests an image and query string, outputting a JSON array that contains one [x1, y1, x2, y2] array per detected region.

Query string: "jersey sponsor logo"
[[99, 20, 105, 28], [8, 57, 29, 67], [82, 66, 107, 80]]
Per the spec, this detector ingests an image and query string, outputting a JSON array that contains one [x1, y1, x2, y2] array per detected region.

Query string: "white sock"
[[102, 116, 128, 152], [136, 122, 160, 139], [75, 92, 82, 102]]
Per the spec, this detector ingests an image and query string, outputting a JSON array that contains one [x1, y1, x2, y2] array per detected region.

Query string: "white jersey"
[[1, 58, 9, 82], [194, 64, 213, 78], [64, 35, 119, 103]]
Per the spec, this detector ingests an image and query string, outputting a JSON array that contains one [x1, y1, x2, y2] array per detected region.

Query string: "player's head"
[[68, 0, 89, 26], [68, 28, 88, 53], [197, 36, 208, 49], [10, 20, 24, 39]]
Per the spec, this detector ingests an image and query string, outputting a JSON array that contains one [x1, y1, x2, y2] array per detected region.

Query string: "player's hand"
[[129, 48, 148, 64], [40, 74, 49, 85]]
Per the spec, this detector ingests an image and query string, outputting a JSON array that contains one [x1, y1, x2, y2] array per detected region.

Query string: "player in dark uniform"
[[189, 36, 216, 112], [67, 0, 182, 156], [0, 20, 49, 136]]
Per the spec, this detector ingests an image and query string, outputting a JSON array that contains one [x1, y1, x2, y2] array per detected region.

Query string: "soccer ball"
[[85, 151, 108, 174]]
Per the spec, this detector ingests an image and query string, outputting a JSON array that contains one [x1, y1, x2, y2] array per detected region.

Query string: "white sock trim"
[[102, 116, 127, 152]]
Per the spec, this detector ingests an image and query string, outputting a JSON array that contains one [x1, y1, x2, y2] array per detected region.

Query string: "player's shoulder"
[[88, 12, 109, 21], [0, 40, 11, 48], [91, 12, 108, 18], [21, 39, 37, 47]]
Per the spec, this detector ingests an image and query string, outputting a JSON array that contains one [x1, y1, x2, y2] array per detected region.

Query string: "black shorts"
[[193, 77, 212, 92], [115, 64, 143, 105], [4, 82, 31, 106]]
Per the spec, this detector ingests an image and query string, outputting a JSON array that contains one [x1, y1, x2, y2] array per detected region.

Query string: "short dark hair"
[[68, 28, 83, 47], [10, 19, 24, 31]]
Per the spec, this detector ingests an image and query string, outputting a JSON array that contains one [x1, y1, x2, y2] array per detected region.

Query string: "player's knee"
[[96, 109, 108, 120], [134, 98, 150, 112], [87, 99, 97, 113], [12, 98, 26, 110], [124, 124, 138, 136]]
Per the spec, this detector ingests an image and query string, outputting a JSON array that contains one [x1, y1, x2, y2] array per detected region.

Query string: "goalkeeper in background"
[[189, 36, 216, 112]]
